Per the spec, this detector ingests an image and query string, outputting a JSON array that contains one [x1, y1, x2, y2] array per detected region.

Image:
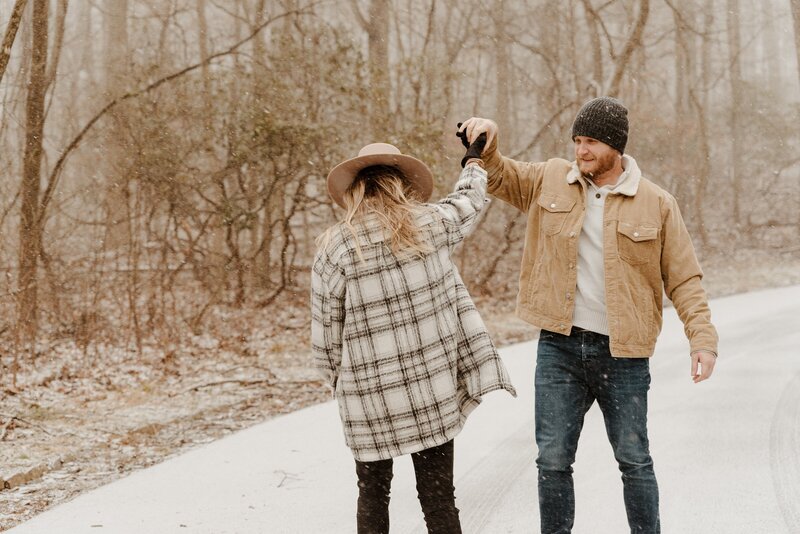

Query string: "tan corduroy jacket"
[[482, 138, 718, 357]]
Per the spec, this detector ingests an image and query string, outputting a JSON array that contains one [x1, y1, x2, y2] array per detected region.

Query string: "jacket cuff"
[[481, 135, 504, 178], [690, 349, 718, 358]]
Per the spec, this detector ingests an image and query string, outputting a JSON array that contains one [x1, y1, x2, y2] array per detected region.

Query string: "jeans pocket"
[[610, 356, 651, 388]]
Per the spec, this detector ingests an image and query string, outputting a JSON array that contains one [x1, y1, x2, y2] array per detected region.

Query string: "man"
[[458, 96, 718, 534]]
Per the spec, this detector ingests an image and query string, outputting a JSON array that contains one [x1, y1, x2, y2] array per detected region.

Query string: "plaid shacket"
[[311, 164, 516, 462]]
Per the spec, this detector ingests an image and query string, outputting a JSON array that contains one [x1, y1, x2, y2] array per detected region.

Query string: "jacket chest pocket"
[[537, 194, 576, 236], [616, 222, 660, 265]]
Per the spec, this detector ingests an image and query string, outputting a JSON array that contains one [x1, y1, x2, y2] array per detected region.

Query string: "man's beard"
[[580, 152, 617, 180]]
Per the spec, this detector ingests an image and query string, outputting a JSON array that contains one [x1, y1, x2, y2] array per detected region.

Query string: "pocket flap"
[[537, 194, 576, 213], [617, 221, 659, 242], [367, 229, 386, 244]]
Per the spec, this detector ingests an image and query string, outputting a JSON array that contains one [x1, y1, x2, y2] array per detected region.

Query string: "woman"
[[311, 135, 515, 533]]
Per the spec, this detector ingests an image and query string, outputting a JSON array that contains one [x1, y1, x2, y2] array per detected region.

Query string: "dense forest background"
[[1, 0, 799, 378]]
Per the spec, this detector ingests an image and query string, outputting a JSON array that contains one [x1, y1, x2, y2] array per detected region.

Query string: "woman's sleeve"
[[310, 250, 346, 392], [431, 164, 488, 249]]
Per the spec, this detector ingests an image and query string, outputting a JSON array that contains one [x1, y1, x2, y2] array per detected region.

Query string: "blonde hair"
[[317, 165, 434, 261]]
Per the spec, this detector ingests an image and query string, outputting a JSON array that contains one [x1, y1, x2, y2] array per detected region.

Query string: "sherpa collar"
[[566, 154, 641, 196]]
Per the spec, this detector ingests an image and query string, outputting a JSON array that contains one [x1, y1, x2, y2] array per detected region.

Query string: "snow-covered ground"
[[9, 285, 800, 534]]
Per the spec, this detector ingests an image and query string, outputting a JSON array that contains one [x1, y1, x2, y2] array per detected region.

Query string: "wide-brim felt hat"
[[326, 143, 434, 209]]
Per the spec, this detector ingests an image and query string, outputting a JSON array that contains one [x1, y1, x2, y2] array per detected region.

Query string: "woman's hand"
[[459, 132, 487, 167]]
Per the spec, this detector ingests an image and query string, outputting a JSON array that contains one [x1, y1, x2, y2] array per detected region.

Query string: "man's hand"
[[458, 117, 498, 147], [691, 350, 716, 383]]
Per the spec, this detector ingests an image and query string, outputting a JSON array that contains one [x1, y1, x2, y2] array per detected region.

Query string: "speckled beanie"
[[571, 96, 629, 154]]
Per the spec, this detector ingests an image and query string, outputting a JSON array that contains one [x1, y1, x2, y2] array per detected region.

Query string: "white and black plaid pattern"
[[312, 165, 516, 461]]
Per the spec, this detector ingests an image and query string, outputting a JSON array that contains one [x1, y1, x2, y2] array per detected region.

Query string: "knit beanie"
[[571, 97, 629, 154]]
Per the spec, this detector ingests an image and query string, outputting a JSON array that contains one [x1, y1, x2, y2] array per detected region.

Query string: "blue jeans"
[[535, 328, 660, 533]]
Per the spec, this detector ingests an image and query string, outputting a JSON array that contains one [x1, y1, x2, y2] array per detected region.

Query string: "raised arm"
[[458, 117, 546, 213], [432, 163, 488, 250]]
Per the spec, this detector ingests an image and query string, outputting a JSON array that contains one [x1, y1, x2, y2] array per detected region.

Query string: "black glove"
[[460, 131, 487, 168], [456, 122, 471, 148]]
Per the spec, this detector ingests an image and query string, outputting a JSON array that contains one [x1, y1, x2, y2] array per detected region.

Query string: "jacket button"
[[550, 203, 556, 208], [569, 231, 576, 238], [633, 232, 640, 237]]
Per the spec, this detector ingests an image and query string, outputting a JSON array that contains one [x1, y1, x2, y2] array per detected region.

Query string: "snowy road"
[[9, 285, 800, 533]]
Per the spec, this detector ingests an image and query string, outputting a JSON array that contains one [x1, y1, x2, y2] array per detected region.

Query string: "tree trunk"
[[726, 0, 743, 226], [195, 0, 227, 290], [369, 0, 389, 138], [791, 0, 800, 91], [579, 0, 604, 94], [761, 0, 781, 88], [670, 0, 690, 210], [251, 0, 268, 89], [17, 0, 49, 347], [195, 0, 213, 125], [493, 0, 512, 143], [351, 0, 390, 138], [691, 0, 715, 249], [690, 94, 710, 249], [251, 0, 271, 289], [43, 0, 67, 92], [672, 2, 688, 117], [701, 1, 713, 112], [607, 0, 650, 97], [102, 0, 130, 251], [68, 0, 94, 98]]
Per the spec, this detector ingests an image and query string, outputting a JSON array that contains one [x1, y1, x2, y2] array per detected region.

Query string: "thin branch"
[[580, 0, 616, 59], [0, 417, 14, 441], [173, 378, 322, 396], [348, 0, 368, 30], [510, 100, 578, 160], [0, 413, 55, 436], [0, 0, 29, 85], [662, 0, 705, 37], [0, 187, 21, 231]]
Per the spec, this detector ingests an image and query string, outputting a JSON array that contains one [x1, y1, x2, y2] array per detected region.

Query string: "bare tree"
[[17, 0, 49, 346]]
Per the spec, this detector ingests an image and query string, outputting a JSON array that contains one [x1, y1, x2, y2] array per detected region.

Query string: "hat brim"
[[326, 153, 434, 209]]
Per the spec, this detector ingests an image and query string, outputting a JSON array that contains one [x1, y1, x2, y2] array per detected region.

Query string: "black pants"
[[354, 440, 462, 534]]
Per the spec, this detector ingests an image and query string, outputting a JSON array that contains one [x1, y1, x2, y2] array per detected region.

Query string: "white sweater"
[[571, 155, 641, 335]]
